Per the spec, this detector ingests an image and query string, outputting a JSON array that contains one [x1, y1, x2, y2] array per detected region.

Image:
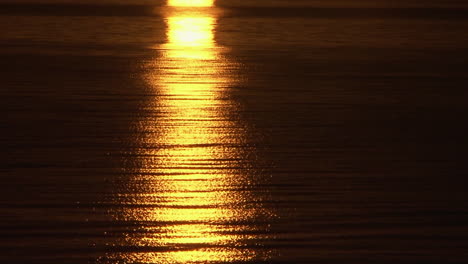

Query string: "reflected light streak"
[[153, 8, 237, 252], [110, 0, 270, 263]]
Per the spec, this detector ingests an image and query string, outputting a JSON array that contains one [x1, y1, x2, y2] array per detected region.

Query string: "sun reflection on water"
[[107, 0, 272, 263]]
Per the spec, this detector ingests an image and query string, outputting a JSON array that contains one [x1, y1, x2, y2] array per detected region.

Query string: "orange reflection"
[[149, 5, 244, 260], [108, 0, 271, 263]]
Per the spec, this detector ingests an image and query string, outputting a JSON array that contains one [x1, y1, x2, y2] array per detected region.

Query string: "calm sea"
[[2, 0, 468, 263]]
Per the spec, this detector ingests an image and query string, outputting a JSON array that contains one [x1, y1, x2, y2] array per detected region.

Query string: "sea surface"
[[2, 0, 468, 263]]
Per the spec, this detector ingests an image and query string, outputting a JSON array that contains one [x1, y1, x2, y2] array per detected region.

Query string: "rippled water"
[[2, 0, 468, 263]]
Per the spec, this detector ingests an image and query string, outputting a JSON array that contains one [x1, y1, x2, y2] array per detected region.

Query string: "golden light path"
[[109, 0, 271, 263]]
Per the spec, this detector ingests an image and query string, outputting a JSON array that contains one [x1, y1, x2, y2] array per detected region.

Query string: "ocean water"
[[2, 1, 468, 263]]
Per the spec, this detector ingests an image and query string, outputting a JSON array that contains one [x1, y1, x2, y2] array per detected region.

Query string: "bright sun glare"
[[168, 0, 214, 7]]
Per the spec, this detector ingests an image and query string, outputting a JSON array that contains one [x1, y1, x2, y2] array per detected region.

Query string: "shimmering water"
[[2, 0, 468, 263]]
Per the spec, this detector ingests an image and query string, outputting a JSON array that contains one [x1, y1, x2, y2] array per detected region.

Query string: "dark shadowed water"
[[2, 0, 468, 263]]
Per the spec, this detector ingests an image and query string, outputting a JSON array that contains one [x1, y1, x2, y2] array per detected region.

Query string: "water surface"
[[2, 0, 468, 263]]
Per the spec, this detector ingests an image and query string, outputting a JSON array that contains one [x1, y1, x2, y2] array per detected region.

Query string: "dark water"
[[2, 0, 468, 263]]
